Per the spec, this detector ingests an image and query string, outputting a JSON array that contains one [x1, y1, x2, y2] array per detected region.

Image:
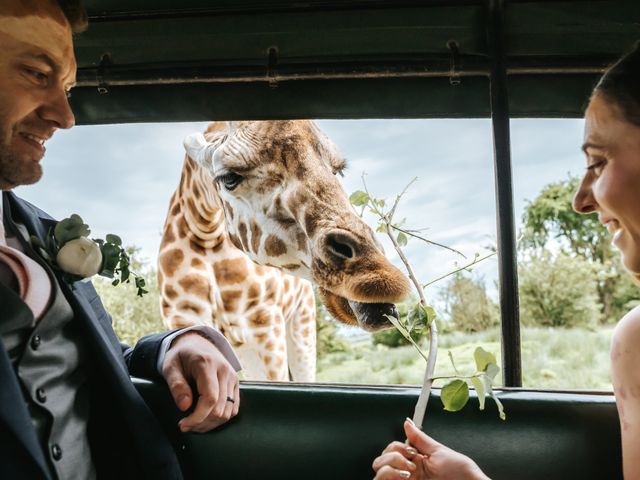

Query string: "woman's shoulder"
[[611, 305, 640, 375], [614, 305, 640, 341]]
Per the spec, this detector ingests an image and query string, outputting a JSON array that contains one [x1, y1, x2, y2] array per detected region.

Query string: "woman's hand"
[[372, 419, 490, 480]]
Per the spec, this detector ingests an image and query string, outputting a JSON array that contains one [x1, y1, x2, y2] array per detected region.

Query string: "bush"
[[93, 249, 165, 345], [440, 273, 499, 332], [518, 252, 601, 328]]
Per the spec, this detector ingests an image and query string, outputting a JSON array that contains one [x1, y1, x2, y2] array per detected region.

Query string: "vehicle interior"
[[72, 1, 639, 478]]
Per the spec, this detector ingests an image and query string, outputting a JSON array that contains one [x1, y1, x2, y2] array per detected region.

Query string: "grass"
[[317, 326, 614, 390]]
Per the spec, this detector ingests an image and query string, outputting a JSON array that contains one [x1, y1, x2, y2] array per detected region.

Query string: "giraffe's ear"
[[183, 132, 218, 169]]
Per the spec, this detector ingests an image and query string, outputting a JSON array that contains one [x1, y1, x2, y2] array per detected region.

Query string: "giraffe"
[[158, 121, 412, 382], [158, 143, 316, 382]]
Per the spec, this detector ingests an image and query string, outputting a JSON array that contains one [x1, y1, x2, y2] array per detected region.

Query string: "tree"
[[518, 252, 601, 328], [440, 273, 499, 332], [520, 176, 638, 322]]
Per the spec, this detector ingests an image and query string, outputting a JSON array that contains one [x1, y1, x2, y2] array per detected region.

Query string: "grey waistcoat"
[[0, 239, 96, 479]]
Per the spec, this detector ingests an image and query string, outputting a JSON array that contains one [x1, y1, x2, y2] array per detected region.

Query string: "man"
[[0, 1, 241, 478]]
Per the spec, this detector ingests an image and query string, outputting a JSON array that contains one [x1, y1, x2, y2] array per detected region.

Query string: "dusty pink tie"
[[0, 219, 51, 320]]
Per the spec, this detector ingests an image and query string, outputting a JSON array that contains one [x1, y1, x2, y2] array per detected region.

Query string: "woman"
[[372, 42, 640, 480]]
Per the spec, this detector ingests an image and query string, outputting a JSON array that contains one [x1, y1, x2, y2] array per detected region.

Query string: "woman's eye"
[[217, 172, 244, 191], [587, 158, 606, 177]]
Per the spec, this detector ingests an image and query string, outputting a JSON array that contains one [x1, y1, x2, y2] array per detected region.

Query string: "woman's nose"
[[572, 178, 596, 214]]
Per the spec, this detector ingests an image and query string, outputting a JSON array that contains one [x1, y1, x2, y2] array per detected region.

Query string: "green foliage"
[[440, 273, 499, 332], [521, 176, 608, 262], [315, 296, 350, 359], [372, 300, 428, 348], [93, 247, 164, 345], [518, 252, 601, 328], [438, 347, 505, 419], [350, 177, 503, 421], [317, 326, 614, 390], [520, 176, 640, 323]]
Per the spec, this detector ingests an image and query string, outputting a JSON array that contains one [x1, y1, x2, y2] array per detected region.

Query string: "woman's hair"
[[594, 43, 640, 284], [54, 0, 87, 33], [594, 42, 640, 126]]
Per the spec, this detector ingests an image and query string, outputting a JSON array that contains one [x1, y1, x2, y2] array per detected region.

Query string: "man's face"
[[0, 0, 77, 190]]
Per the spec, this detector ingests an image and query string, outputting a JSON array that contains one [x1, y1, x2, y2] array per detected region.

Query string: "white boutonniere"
[[31, 214, 148, 297]]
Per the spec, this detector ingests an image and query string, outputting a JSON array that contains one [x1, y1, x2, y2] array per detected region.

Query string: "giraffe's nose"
[[320, 229, 358, 265]]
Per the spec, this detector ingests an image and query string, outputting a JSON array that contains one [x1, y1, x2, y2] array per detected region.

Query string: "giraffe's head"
[[184, 120, 411, 331]]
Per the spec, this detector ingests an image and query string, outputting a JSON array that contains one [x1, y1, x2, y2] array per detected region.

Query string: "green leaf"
[[406, 303, 427, 331], [54, 215, 90, 245], [376, 199, 386, 208], [397, 232, 408, 247], [105, 234, 122, 246], [421, 305, 437, 323], [478, 370, 506, 420], [474, 347, 497, 372], [384, 314, 429, 362], [441, 379, 469, 412], [485, 363, 500, 382], [100, 243, 120, 275], [469, 376, 486, 411], [349, 190, 370, 206], [376, 223, 387, 233]]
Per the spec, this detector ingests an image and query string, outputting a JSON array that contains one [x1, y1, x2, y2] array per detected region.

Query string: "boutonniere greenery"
[[30, 214, 148, 297]]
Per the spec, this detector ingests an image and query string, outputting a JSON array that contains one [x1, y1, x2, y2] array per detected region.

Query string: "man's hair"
[[54, 0, 88, 33], [594, 41, 640, 126]]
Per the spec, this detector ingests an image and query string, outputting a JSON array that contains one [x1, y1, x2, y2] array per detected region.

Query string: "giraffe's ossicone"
[[159, 121, 411, 381]]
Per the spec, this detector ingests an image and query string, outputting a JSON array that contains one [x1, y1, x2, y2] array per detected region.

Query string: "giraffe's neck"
[[177, 155, 227, 250]]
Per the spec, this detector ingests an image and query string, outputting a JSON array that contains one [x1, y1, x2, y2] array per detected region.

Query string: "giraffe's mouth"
[[318, 288, 399, 332], [347, 300, 400, 332]]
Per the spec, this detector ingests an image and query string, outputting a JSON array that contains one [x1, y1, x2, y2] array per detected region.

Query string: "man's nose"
[[572, 178, 596, 214], [40, 90, 75, 130]]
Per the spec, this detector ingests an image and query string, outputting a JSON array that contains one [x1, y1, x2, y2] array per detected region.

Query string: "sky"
[[15, 118, 586, 311]]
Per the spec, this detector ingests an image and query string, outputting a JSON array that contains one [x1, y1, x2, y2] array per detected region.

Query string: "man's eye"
[[216, 172, 244, 191], [25, 69, 48, 83]]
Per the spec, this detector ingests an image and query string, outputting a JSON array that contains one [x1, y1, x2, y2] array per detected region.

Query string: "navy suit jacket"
[[0, 191, 183, 479]]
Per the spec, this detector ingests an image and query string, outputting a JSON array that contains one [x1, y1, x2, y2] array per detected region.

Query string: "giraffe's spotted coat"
[[159, 120, 410, 382]]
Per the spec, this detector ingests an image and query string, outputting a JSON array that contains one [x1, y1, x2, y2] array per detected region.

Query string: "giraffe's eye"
[[216, 172, 244, 191]]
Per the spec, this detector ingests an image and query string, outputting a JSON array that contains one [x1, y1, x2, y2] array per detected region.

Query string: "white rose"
[[56, 237, 103, 278]]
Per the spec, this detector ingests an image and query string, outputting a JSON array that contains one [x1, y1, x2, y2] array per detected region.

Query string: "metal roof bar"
[[74, 55, 611, 88]]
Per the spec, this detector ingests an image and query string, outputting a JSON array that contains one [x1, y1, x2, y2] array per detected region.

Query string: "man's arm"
[[85, 283, 242, 433]]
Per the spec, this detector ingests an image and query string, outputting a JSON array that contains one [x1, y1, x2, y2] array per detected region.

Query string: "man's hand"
[[162, 332, 240, 433]]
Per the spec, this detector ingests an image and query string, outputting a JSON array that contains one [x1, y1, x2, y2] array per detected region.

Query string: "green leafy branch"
[[349, 176, 504, 425]]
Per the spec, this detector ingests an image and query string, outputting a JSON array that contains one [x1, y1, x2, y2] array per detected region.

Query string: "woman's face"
[[573, 93, 640, 274]]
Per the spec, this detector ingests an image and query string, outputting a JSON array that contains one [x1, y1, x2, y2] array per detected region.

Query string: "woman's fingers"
[[373, 464, 414, 480], [372, 451, 418, 473]]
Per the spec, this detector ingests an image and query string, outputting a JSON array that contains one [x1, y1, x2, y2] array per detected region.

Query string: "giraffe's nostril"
[[324, 231, 357, 261]]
